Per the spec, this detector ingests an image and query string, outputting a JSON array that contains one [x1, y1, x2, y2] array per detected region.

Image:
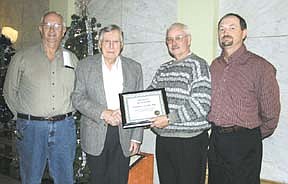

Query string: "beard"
[[220, 35, 233, 47]]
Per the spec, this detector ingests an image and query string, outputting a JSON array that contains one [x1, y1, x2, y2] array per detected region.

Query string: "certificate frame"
[[119, 88, 169, 129]]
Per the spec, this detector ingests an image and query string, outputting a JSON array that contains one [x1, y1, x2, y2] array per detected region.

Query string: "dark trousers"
[[208, 126, 262, 184], [156, 131, 209, 184], [86, 126, 130, 184]]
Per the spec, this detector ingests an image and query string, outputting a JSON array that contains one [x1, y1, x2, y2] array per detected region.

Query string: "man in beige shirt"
[[3, 11, 78, 184]]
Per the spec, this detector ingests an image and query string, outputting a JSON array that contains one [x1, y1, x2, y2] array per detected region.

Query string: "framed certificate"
[[119, 88, 169, 128]]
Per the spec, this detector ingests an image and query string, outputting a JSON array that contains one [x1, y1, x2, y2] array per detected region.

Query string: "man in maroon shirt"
[[208, 13, 280, 184]]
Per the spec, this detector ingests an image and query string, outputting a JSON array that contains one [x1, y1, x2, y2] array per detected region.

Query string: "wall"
[[0, 0, 74, 49], [49, 0, 75, 26], [218, 0, 288, 183], [0, 0, 48, 49], [178, 0, 218, 63], [88, 0, 177, 85]]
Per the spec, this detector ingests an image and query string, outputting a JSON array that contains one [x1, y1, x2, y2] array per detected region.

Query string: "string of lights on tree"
[[64, 0, 101, 60]]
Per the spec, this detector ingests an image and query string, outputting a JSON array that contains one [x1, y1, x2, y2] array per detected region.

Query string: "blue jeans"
[[16, 116, 76, 184]]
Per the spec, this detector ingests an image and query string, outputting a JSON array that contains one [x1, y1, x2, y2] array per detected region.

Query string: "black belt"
[[17, 112, 73, 121], [213, 125, 248, 134]]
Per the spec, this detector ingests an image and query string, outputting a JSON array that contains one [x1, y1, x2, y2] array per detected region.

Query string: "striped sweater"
[[148, 53, 211, 138]]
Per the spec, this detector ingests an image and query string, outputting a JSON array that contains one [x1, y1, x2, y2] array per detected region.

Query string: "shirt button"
[[52, 108, 55, 110], [52, 83, 55, 85]]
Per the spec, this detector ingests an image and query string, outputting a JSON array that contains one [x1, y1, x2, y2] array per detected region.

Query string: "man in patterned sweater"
[[148, 23, 211, 184]]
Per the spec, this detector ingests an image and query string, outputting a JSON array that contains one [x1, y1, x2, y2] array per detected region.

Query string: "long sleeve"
[[130, 63, 144, 142], [170, 78, 211, 125], [148, 54, 211, 138], [168, 63, 211, 125], [259, 65, 281, 138], [71, 60, 106, 123], [3, 52, 24, 118]]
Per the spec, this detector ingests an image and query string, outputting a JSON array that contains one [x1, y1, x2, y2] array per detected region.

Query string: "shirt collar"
[[39, 43, 63, 59], [101, 55, 122, 70], [172, 52, 192, 62], [219, 44, 248, 65]]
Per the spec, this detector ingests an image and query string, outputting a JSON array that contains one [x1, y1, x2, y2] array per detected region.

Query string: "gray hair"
[[98, 24, 124, 53], [40, 11, 66, 27], [98, 24, 124, 44], [166, 22, 191, 37]]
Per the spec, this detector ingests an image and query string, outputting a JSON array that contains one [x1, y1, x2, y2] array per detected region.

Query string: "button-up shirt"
[[208, 45, 280, 138], [102, 56, 123, 110], [3, 43, 78, 118]]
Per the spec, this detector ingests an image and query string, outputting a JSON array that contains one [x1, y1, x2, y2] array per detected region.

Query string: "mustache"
[[222, 35, 233, 39], [172, 46, 180, 49]]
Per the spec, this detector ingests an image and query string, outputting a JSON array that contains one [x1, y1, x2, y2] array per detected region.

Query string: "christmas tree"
[[0, 34, 15, 129], [63, 0, 101, 183], [64, 0, 101, 60], [0, 33, 19, 179]]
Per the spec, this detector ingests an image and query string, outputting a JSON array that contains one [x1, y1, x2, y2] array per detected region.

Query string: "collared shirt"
[[208, 45, 280, 137], [101, 56, 140, 144], [3, 43, 78, 118], [102, 56, 123, 110]]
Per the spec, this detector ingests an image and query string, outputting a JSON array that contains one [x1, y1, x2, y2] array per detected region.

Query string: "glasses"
[[41, 23, 63, 31], [166, 34, 188, 44], [102, 40, 121, 47]]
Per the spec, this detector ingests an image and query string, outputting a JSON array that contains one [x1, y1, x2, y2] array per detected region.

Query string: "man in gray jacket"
[[72, 24, 144, 184]]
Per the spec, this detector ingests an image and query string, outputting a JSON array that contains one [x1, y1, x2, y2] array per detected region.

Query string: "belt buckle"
[[224, 127, 234, 133], [218, 127, 228, 133], [217, 126, 233, 134]]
